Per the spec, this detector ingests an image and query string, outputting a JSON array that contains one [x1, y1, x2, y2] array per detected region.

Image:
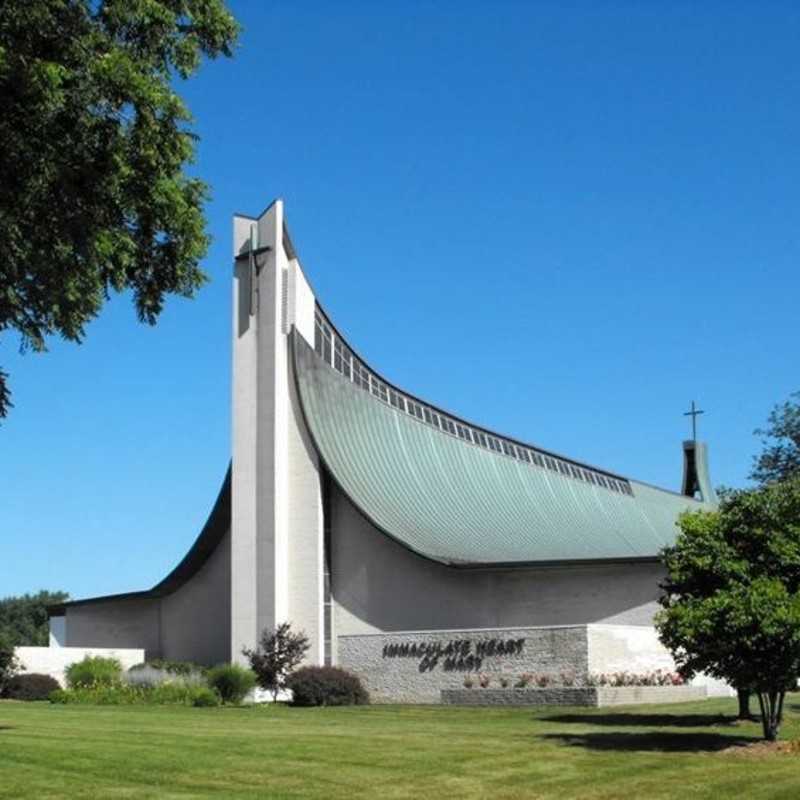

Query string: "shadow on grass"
[[540, 713, 736, 729], [541, 731, 756, 753]]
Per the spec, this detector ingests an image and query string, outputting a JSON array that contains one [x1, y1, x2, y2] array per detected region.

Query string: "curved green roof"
[[292, 331, 711, 567]]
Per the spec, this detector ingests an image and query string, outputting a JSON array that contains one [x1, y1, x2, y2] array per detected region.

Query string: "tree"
[[0, 590, 69, 647], [751, 391, 800, 485], [0, 633, 21, 696], [0, 0, 239, 418], [736, 689, 753, 721], [656, 479, 800, 741], [243, 623, 310, 702]]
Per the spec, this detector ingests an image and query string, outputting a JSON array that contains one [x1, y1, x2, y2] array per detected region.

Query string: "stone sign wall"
[[340, 624, 731, 704], [337, 625, 590, 703]]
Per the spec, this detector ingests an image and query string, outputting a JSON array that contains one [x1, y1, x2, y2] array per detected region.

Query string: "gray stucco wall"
[[286, 362, 324, 665], [330, 487, 665, 650], [65, 529, 232, 665], [159, 529, 232, 665], [66, 597, 160, 660]]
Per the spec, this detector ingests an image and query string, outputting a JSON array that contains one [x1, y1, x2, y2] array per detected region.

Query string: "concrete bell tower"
[[230, 200, 325, 664]]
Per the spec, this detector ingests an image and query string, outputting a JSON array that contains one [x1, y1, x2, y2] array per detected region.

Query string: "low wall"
[[337, 624, 722, 704], [15, 647, 145, 687], [338, 626, 590, 703], [587, 626, 733, 698], [595, 686, 707, 706], [441, 686, 708, 707]]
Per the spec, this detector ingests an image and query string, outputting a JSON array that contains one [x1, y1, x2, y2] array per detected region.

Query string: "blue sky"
[[2, 2, 798, 600]]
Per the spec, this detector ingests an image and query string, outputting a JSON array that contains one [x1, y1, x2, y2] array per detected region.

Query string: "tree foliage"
[[0, 590, 68, 647], [0, 0, 239, 418], [751, 391, 800, 485], [0, 638, 20, 695], [656, 479, 800, 740], [242, 622, 310, 702]]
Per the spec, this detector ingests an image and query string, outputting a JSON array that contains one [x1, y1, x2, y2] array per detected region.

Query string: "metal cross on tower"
[[683, 400, 705, 442]]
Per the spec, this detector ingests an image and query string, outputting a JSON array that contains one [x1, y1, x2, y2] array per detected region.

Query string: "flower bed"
[[49, 683, 221, 707]]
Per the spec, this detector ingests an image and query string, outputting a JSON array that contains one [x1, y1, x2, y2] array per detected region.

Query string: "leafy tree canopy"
[[751, 391, 800, 485], [0, 589, 69, 647], [656, 479, 800, 740], [0, 0, 239, 418], [0, 644, 20, 695]]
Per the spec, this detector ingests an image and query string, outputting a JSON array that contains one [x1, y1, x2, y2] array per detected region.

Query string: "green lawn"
[[1, 696, 800, 799]]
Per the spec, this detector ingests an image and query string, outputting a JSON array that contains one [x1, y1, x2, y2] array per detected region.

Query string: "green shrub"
[[191, 687, 221, 707], [206, 664, 256, 705], [286, 666, 369, 707], [4, 673, 60, 701], [65, 655, 121, 688], [48, 689, 69, 704], [150, 683, 216, 705], [48, 682, 221, 706]]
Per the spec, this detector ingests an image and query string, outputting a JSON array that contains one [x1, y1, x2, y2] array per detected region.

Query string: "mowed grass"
[[2, 696, 800, 799]]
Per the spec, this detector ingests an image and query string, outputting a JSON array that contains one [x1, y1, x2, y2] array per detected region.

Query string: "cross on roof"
[[683, 400, 705, 442]]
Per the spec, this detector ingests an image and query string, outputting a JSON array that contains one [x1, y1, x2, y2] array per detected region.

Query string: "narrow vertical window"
[[322, 473, 333, 667]]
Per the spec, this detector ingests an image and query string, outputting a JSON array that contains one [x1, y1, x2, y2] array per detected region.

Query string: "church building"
[[48, 200, 720, 702]]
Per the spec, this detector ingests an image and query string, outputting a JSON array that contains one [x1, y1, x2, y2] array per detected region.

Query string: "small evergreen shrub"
[[4, 673, 60, 701], [463, 675, 474, 689], [65, 655, 121, 688], [206, 664, 257, 704], [191, 687, 221, 707], [286, 666, 369, 707], [48, 689, 69, 703]]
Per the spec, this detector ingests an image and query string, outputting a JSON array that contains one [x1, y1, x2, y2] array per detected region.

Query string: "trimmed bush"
[[192, 687, 221, 707], [286, 666, 369, 707], [4, 673, 60, 701], [206, 664, 256, 705], [48, 689, 69, 704], [65, 655, 121, 688]]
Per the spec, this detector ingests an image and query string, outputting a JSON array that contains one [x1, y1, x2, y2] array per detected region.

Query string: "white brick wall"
[[15, 646, 145, 687]]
